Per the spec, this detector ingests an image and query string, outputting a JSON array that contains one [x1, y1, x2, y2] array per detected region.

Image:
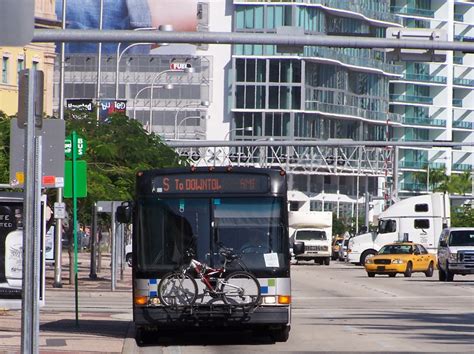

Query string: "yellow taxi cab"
[[364, 242, 436, 278]]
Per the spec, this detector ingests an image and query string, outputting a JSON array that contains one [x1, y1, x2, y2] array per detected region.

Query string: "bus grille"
[[305, 245, 328, 251]]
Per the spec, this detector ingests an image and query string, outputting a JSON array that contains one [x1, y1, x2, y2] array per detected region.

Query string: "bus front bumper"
[[134, 305, 290, 328]]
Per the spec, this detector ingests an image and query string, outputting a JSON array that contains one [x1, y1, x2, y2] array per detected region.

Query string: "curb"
[[122, 321, 137, 354]]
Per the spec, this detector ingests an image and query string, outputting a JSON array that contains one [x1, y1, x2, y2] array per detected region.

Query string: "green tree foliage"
[[332, 215, 347, 236], [451, 204, 474, 227], [0, 110, 182, 225], [0, 111, 11, 184], [62, 111, 182, 224]]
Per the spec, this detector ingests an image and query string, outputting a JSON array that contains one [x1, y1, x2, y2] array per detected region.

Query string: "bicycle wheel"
[[158, 272, 198, 307], [221, 271, 261, 307]]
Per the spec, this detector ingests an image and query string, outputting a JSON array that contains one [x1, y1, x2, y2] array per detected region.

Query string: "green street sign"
[[65, 133, 87, 159], [64, 160, 87, 198]]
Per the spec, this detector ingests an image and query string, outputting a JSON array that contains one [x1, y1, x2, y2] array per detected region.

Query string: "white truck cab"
[[347, 193, 450, 265]]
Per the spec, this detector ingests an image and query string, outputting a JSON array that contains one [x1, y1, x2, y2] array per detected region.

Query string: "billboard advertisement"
[[99, 100, 127, 121], [56, 0, 200, 54], [0, 193, 47, 310], [66, 99, 94, 112]]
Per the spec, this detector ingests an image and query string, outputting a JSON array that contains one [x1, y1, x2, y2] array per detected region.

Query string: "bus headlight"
[[262, 296, 277, 304], [448, 253, 458, 262]]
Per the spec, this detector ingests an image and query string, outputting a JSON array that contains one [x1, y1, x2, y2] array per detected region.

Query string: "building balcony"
[[454, 56, 463, 65], [397, 136, 431, 142], [454, 13, 464, 22], [390, 6, 434, 18], [390, 94, 433, 104], [453, 121, 473, 129], [399, 161, 446, 169], [453, 98, 463, 107], [455, 35, 474, 42], [400, 182, 428, 192], [305, 100, 402, 123], [402, 117, 446, 127], [453, 163, 473, 171], [234, 0, 402, 25], [404, 73, 447, 84], [453, 77, 474, 87], [304, 47, 403, 76]]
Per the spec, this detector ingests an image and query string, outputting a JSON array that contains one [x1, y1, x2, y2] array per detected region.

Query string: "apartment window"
[[2, 57, 8, 84], [235, 58, 266, 83], [235, 85, 265, 109], [267, 5, 293, 29], [264, 112, 290, 136], [17, 58, 24, 74]]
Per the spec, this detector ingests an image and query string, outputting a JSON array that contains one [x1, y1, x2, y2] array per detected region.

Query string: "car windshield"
[[449, 230, 474, 246], [378, 244, 413, 255], [295, 230, 326, 241]]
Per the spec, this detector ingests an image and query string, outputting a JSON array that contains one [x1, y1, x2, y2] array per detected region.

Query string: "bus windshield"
[[136, 196, 288, 273]]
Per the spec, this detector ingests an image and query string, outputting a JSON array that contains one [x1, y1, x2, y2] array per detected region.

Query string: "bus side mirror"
[[116, 202, 132, 224], [293, 241, 305, 256], [439, 240, 447, 248]]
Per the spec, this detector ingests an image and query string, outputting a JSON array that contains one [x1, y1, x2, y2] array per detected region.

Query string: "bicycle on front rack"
[[157, 246, 261, 309]]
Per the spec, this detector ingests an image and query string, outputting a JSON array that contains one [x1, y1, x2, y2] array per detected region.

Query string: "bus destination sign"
[[151, 174, 269, 194]]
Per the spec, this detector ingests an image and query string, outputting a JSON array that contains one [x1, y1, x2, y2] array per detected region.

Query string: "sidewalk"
[[0, 251, 134, 353]]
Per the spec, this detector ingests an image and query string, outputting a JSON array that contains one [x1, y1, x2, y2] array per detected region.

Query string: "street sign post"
[[64, 130, 87, 327]]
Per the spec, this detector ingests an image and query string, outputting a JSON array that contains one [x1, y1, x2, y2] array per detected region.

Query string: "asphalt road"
[[131, 261, 474, 353]]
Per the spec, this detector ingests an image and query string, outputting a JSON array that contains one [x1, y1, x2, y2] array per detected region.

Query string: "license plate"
[[377, 266, 385, 271]]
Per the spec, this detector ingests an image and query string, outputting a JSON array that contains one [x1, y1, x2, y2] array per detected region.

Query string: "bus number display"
[[151, 174, 269, 194]]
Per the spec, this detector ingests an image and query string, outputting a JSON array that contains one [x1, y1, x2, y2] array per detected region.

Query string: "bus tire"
[[271, 325, 290, 342]]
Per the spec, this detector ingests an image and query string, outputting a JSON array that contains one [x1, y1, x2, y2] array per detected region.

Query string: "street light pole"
[[114, 25, 174, 100], [148, 69, 174, 134], [132, 84, 173, 120], [176, 115, 203, 140], [224, 126, 253, 140], [174, 100, 209, 139], [95, 0, 104, 122]]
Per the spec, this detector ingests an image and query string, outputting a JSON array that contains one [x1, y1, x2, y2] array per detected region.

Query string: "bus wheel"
[[271, 326, 290, 342]]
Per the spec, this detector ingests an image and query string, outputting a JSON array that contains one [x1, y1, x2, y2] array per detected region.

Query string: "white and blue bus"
[[116, 166, 300, 343]]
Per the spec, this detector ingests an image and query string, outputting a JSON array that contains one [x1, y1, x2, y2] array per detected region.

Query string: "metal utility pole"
[[19, 69, 43, 354], [89, 202, 97, 279], [95, 0, 104, 122], [54, 0, 67, 289]]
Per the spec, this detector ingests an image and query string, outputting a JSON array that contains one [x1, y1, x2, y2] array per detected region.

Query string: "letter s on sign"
[[163, 177, 169, 192]]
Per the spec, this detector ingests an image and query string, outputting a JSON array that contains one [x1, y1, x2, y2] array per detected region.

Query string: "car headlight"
[[448, 253, 458, 262], [392, 259, 404, 264], [365, 258, 374, 264]]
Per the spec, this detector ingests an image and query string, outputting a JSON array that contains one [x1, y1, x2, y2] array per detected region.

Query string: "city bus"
[[116, 166, 301, 343]]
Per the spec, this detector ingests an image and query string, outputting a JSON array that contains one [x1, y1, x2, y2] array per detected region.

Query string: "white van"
[[437, 227, 474, 281]]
